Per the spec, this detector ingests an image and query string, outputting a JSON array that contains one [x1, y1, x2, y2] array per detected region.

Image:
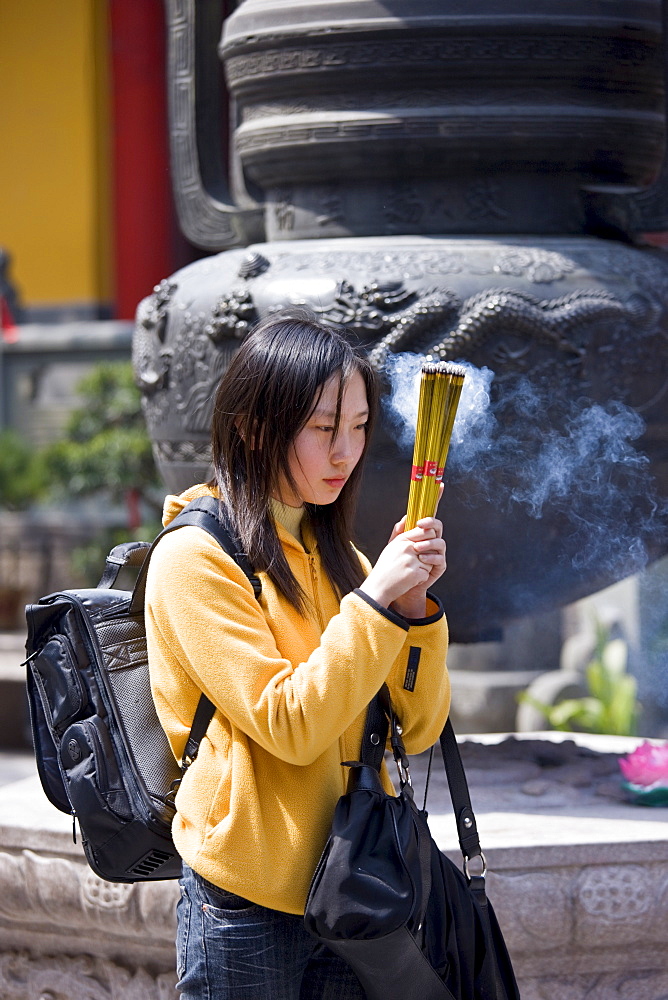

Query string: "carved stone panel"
[[0, 849, 177, 955], [0, 952, 177, 1000]]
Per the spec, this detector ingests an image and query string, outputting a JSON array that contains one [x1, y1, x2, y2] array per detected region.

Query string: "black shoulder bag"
[[304, 686, 520, 1000]]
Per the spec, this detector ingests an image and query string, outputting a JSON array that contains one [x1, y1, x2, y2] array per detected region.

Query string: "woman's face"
[[274, 370, 369, 506]]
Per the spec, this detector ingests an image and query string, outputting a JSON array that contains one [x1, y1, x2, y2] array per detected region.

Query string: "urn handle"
[[165, 0, 264, 250]]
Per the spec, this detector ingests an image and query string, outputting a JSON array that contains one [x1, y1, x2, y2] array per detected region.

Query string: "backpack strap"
[[130, 495, 260, 615], [130, 495, 261, 773]]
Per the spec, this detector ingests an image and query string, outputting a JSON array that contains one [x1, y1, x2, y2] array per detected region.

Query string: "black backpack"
[[23, 496, 259, 883]]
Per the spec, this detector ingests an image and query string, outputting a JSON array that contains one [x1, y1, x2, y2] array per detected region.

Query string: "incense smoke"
[[382, 353, 496, 460], [382, 352, 667, 576]]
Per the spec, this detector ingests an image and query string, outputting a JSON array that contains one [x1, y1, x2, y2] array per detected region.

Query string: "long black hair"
[[208, 310, 379, 613]]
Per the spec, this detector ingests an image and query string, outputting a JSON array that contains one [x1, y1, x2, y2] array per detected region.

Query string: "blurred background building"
[[0, 1, 196, 668], [0, 0, 198, 325]]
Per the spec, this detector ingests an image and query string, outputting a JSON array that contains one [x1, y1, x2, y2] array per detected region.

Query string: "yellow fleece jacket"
[[146, 485, 450, 914]]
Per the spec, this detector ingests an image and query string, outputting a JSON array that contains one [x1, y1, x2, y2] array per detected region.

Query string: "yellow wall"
[[0, 1, 111, 311]]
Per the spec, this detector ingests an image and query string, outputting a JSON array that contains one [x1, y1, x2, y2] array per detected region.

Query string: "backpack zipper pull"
[[71, 810, 77, 844]]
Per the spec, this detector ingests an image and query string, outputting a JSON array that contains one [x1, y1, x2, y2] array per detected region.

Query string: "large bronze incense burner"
[[134, 0, 668, 641]]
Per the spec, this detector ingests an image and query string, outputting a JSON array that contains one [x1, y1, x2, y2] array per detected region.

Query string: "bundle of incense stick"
[[405, 362, 466, 530]]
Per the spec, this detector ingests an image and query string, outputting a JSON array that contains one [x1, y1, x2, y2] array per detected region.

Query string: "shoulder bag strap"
[[130, 495, 260, 615], [438, 719, 483, 866], [362, 684, 484, 871], [360, 688, 389, 770]]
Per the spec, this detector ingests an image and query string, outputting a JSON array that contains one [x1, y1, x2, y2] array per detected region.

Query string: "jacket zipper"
[[308, 555, 326, 632], [306, 553, 349, 772]]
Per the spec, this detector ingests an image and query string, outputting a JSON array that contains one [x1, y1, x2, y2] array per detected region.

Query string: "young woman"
[[146, 311, 451, 1000]]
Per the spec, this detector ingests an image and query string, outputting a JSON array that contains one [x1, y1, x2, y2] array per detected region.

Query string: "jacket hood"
[[161, 483, 311, 553], [162, 484, 218, 526]]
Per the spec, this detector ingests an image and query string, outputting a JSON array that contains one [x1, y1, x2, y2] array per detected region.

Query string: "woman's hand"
[[359, 515, 447, 619], [389, 515, 447, 618]]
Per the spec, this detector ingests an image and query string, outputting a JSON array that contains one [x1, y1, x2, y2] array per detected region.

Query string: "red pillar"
[[109, 0, 182, 319]]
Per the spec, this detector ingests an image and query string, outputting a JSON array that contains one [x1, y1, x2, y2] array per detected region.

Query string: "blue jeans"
[[176, 864, 365, 1000]]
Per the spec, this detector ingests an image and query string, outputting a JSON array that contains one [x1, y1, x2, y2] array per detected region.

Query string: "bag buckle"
[[395, 755, 412, 788], [464, 851, 487, 880], [165, 777, 181, 806]]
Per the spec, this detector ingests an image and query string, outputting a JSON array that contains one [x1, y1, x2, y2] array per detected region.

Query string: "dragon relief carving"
[[169, 316, 231, 435], [133, 280, 177, 396], [361, 283, 653, 373], [205, 287, 258, 343], [425, 287, 644, 362], [135, 283, 259, 438], [175, 277, 658, 387], [298, 279, 461, 366], [135, 276, 464, 435], [308, 278, 426, 332], [132, 248, 667, 442], [158, 285, 262, 435]]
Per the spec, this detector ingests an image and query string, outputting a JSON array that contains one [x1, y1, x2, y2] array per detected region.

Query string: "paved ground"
[[0, 624, 52, 783]]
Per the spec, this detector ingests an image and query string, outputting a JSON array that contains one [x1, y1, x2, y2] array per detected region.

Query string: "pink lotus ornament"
[[619, 741, 668, 806]]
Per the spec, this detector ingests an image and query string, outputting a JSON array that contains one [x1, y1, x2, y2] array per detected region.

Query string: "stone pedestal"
[[0, 775, 179, 999], [0, 733, 666, 999]]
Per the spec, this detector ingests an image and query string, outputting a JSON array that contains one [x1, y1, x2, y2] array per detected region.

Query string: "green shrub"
[[42, 362, 162, 516], [518, 619, 640, 736], [0, 429, 48, 510], [40, 361, 164, 585]]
